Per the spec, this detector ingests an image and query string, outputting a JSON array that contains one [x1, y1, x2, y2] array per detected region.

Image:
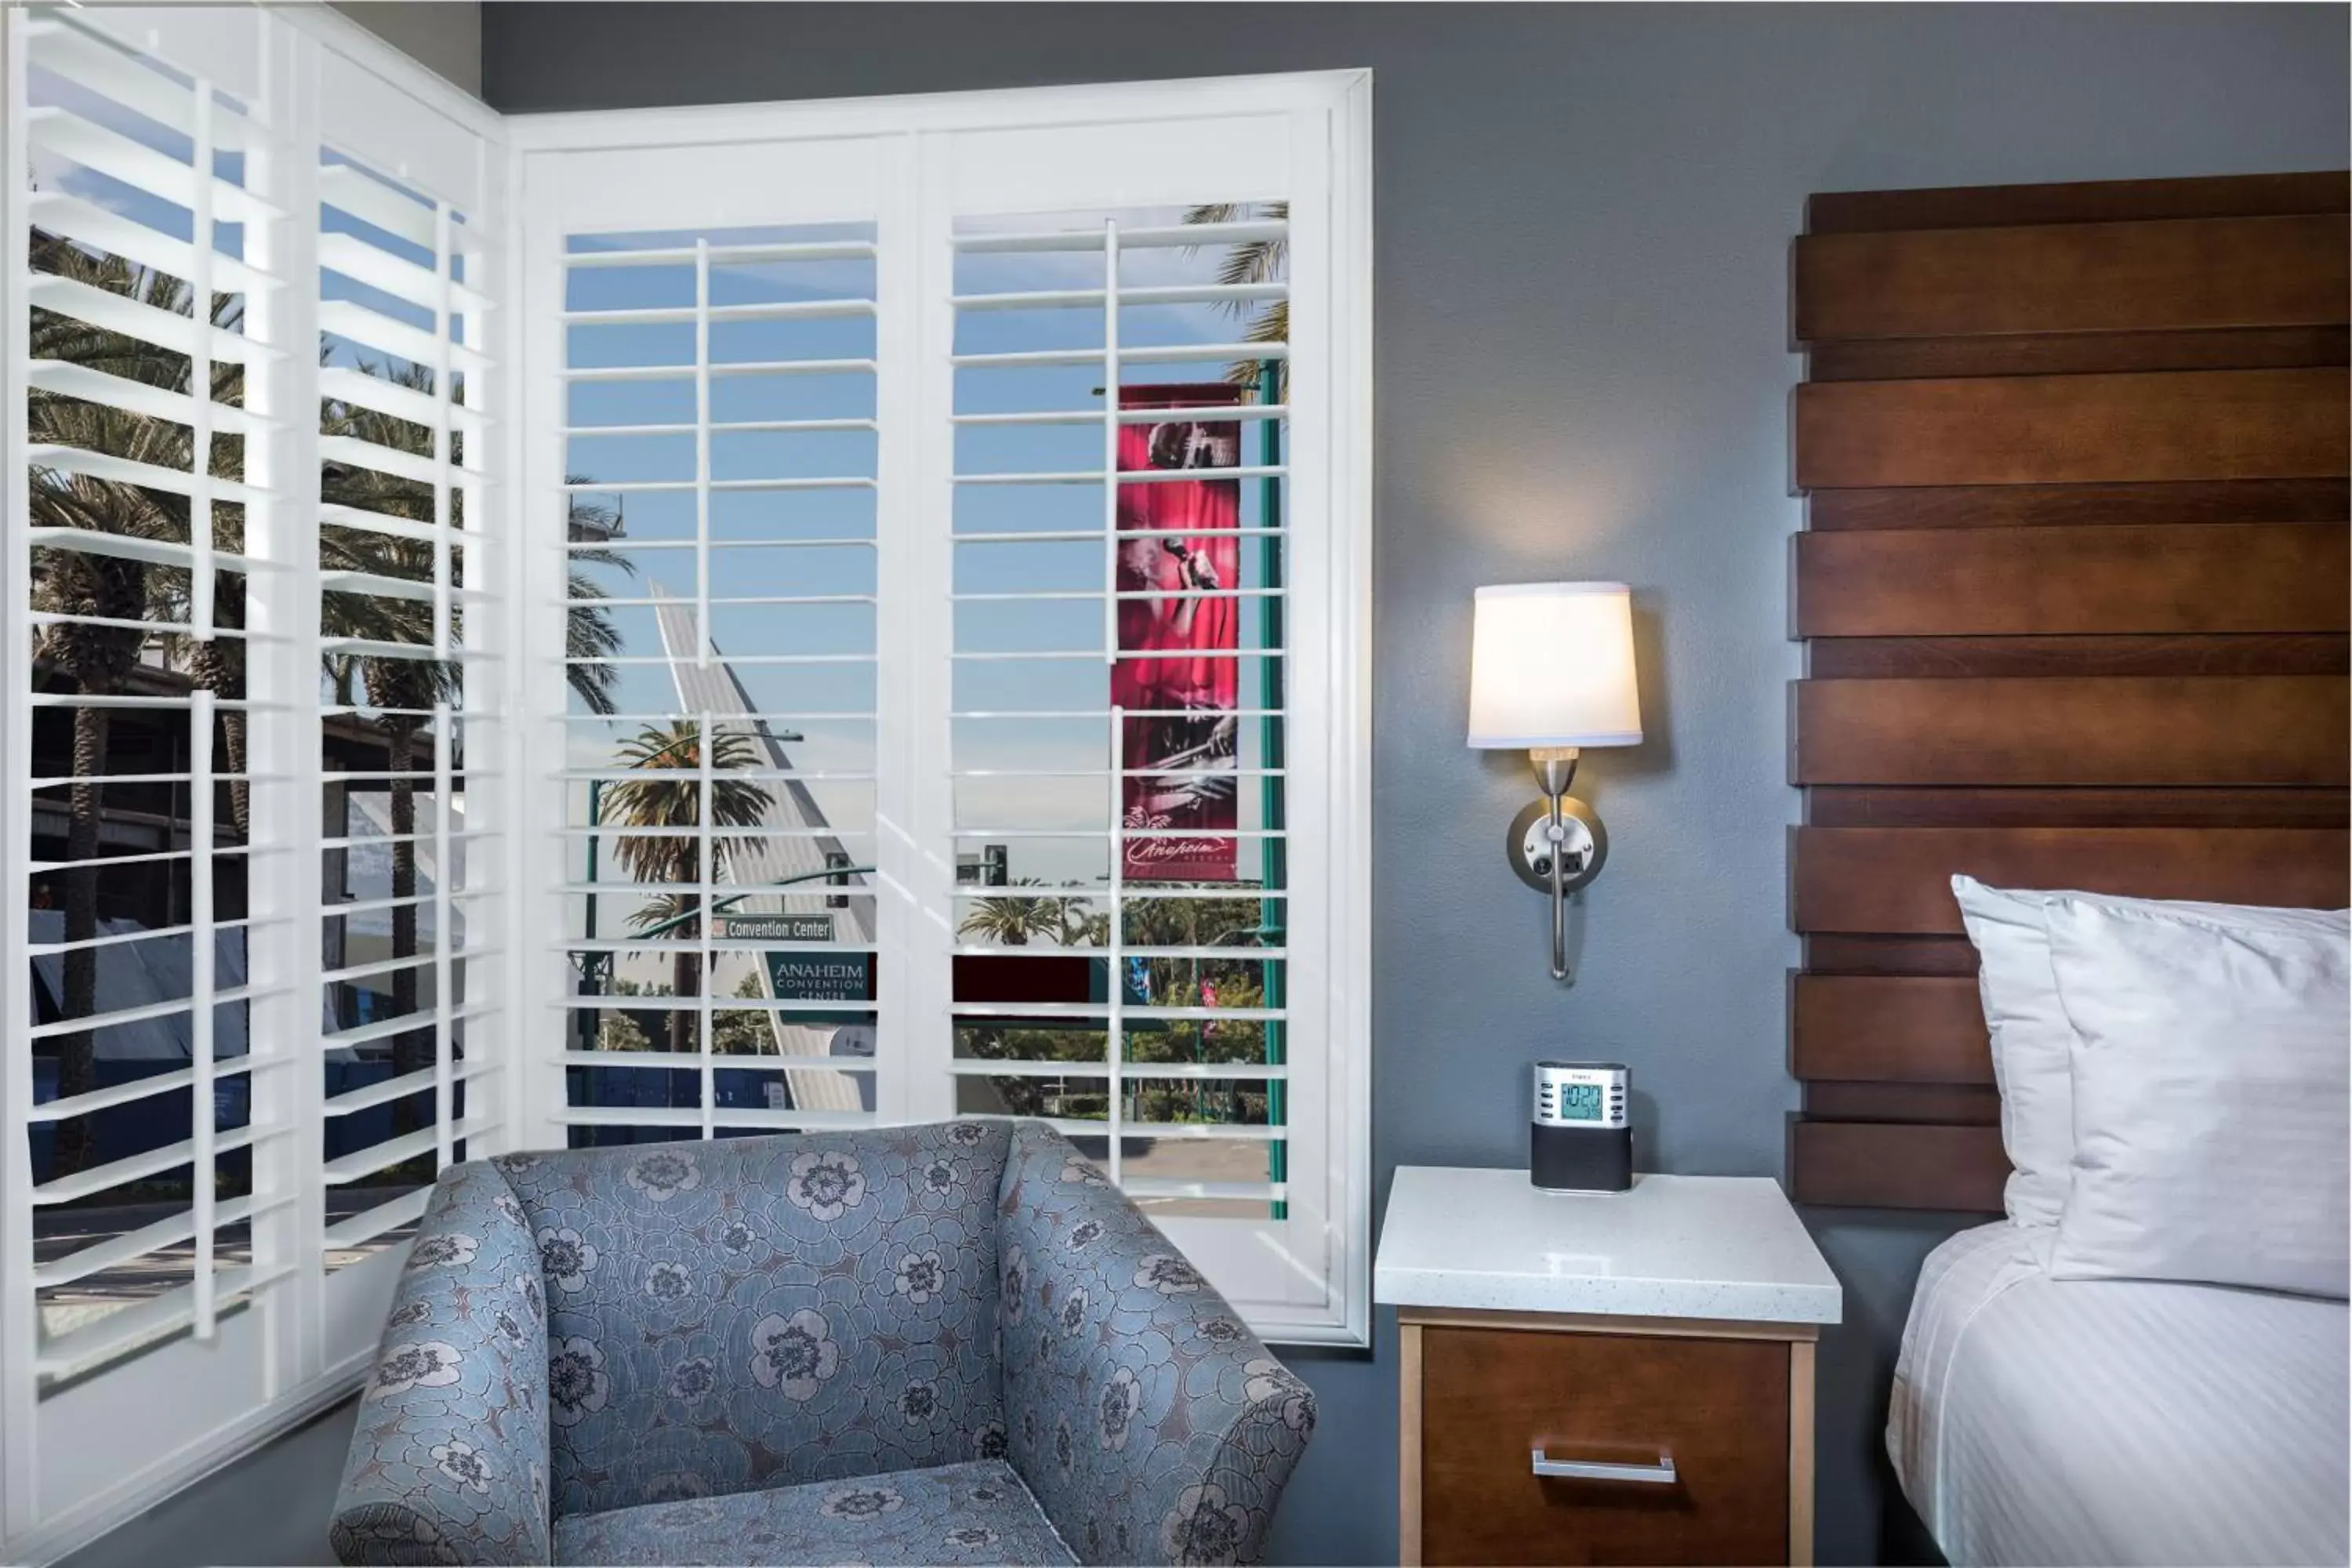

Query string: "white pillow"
[[2045, 896, 2350, 1297], [1948, 876, 2346, 1231]]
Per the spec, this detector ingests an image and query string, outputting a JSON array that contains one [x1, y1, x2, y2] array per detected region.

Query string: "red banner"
[[1113, 383, 1243, 882]]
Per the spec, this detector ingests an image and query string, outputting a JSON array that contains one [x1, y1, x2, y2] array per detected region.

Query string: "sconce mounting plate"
[[1508, 797, 1607, 895]]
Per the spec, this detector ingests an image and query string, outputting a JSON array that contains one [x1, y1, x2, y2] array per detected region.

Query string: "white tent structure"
[[26, 913, 350, 1062], [338, 788, 456, 949]]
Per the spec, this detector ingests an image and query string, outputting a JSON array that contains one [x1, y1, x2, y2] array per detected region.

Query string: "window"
[[13, 0, 289, 1390], [3, 42, 1365, 1559], [550, 219, 884, 1142], [514, 74, 1371, 1345], [314, 143, 501, 1266], [2, 7, 510, 1557]]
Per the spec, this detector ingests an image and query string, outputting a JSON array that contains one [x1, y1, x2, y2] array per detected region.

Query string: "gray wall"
[[332, 1, 484, 96], [488, 5, 2341, 1566], [64, 5, 2347, 1565]]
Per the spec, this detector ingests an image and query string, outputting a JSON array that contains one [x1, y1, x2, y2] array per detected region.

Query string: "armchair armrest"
[[997, 1123, 1316, 1566], [331, 1161, 553, 1566]]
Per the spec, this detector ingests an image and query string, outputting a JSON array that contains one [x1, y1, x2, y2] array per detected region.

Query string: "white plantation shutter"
[[542, 216, 885, 1138], [313, 143, 505, 1269], [942, 208, 1314, 1326], [514, 74, 1370, 1345], [0, 8, 510, 1556], [9, 0, 300, 1405]]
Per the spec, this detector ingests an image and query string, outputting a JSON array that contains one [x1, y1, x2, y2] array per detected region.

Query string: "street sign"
[[718, 913, 833, 942], [765, 952, 873, 1004]]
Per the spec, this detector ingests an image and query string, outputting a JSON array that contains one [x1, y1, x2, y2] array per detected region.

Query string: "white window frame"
[[505, 70, 1373, 1347]]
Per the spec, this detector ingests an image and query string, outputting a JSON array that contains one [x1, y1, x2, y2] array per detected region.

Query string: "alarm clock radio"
[[1531, 1061, 1632, 1192]]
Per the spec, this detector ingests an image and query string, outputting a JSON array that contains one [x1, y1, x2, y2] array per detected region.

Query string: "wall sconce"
[[1467, 583, 1644, 983]]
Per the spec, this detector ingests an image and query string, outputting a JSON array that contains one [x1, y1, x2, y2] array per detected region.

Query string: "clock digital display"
[[1559, 1083, 1604, 1122]]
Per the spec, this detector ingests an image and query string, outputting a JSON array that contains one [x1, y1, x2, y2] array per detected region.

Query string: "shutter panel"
[[4, 9, 514, 1552], [943, 209, 1298, 1229], [13, 2, 299, 1391], [550, 220, 884, 1138], [314, 144, 503, 1262], [920, 103, 1367, 1341]]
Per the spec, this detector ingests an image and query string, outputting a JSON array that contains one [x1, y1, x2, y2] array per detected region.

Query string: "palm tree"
[[1183, 201, 1288, 395], [956, 880, 1069, 947], [597, 720, 776, 1054]]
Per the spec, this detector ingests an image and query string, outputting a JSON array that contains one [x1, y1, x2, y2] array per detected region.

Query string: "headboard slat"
[[1792, 975, 1991, 1084], [1806, 785, 2350, 829], [1795, 214, 2350, 341], [1809, 636, 2350, 680], [1793, 826, 2350, 935], [1806, 477, 2350, 530], [1809, 325, 2348, 383], [1805, 170, 2349, 234], [1795, 522, 2348, 637], [1790, 1123, 2010, 1210], [1794, 675, 2349, 786], [1795, 368, 2350, 488]]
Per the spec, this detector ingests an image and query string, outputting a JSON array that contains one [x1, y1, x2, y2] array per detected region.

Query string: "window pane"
[[558, 222, 883, 1137]]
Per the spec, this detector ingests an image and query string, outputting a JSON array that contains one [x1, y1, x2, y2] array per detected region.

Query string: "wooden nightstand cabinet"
[[1377, 1170, 1840, 1567]]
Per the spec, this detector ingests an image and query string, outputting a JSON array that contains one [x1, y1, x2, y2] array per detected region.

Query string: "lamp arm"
[[1548, 791, 1570, 984], [1530, 747, 1579, 985]]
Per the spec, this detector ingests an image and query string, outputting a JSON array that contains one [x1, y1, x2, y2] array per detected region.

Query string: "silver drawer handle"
[[1531, 1447, 1678, 1485]]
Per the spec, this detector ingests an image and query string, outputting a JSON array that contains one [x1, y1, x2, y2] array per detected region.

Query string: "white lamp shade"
[[1467, 582, 1644, 749]]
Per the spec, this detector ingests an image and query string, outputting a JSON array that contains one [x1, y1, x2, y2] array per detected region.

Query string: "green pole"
[[1256, 359, 1287, 1218]]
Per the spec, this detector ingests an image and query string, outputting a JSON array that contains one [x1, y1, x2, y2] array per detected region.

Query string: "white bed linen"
[[1889, 1222, 2348, 1566]]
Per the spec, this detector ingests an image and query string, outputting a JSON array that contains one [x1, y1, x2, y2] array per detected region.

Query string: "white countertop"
[[1374, 1167, 1842, 1324]]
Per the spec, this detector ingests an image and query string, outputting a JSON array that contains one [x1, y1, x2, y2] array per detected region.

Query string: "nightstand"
[[1376, 1168, 1842, 1566]]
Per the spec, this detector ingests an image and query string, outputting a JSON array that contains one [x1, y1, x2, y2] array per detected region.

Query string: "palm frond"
[[1182, 202, 1290, 397]]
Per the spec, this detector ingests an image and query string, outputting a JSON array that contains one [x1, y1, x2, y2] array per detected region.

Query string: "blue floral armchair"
[[331, 1120, 1316, 1566]]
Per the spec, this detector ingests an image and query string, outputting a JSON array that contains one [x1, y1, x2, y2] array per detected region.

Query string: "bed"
[[1889, 1223, 2350, 1567]]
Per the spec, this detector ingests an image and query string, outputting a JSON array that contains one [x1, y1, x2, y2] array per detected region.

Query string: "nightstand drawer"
[[1414, 1323, 1791, 1566]]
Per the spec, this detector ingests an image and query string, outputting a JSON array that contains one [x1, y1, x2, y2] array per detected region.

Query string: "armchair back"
[[492, 1122, 1014, 1518]]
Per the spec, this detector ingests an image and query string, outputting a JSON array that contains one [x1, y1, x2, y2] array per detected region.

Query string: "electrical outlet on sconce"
[[1465, 583, 1642, 984]]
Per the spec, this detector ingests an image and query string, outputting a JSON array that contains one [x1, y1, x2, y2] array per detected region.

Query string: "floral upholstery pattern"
[[995, 1123, 1315, 1566], [552, 1457, 1075, 1566], [332, 1120, 1312, 1566], [331, 1160, 554, 1566], [494, 1122, 1014, 1519]]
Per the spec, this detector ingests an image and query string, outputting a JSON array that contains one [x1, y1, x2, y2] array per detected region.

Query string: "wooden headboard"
[[1786, 172, 2352, 1212]]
